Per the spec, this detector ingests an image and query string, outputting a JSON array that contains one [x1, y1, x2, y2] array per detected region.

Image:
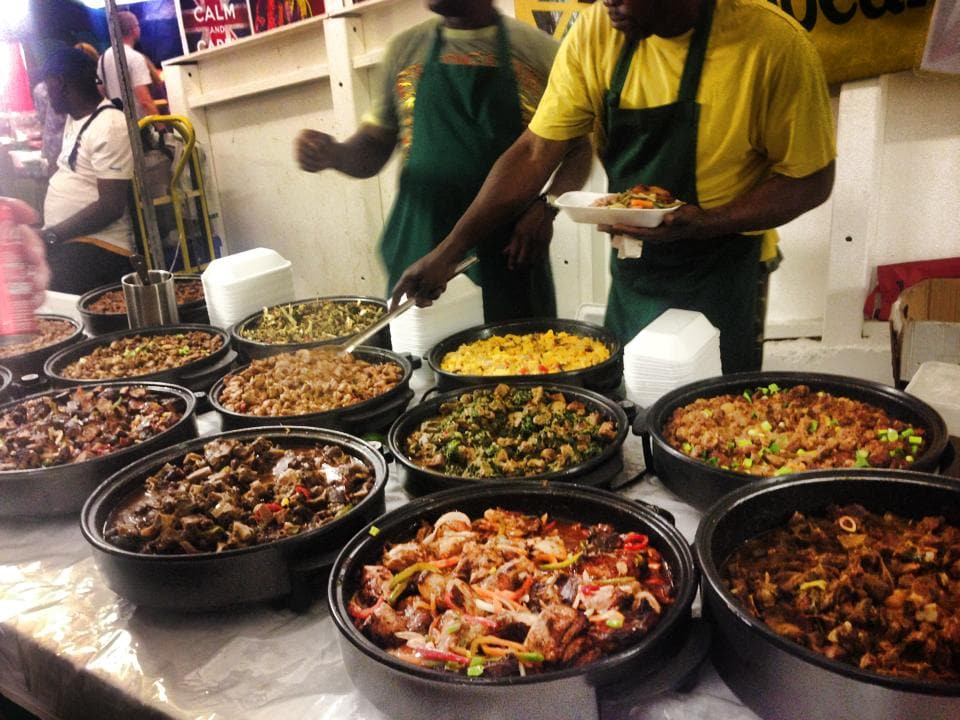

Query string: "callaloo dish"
[[403, 384, 618, 478], [348, 506, 676, 677], [105, 435, 376, 554], [238, 299, 385, 344]]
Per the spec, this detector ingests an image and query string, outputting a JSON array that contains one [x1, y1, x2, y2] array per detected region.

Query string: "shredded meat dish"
[[217, 347, 403, 416], [60, 330, 224, 380], [238, 299, 385, 344], [404, 384, 619, 478], [663, 384, 926, 476], [104, 436, 376, 553], [0, 318, 75, 358], [349, 507, 675, 677], [0, 385, 184, 470], [723, 503, 960, 682], [84, 279, 205, 314]]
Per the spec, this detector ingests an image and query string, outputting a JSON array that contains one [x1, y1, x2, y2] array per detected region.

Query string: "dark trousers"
[[48, 242, 133, 295]]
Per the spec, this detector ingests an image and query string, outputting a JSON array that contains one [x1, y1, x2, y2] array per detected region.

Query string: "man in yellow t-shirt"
[[392, 0, 836, 373]]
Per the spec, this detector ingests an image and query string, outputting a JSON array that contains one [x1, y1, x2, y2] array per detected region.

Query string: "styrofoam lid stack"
[[622, 308, 722, 406], [905, 361, 960, 436], [202, 248, 296, 328], [390, 274, 484, 357]]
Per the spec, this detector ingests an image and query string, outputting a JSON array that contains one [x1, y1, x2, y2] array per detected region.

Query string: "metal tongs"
[[129, 254, 152, 285], [339, 255, 479, 355]]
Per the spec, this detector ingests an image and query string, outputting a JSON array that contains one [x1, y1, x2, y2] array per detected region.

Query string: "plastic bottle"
[[0, 205, 40, 345]]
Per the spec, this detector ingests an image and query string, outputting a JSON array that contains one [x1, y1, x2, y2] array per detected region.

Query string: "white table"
[[0, 369, 761, 720]]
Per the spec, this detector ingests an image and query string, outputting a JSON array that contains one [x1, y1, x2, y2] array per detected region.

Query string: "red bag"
[[864, 257, 960, 321]]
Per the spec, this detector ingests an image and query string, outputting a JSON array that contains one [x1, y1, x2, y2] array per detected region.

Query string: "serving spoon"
[[339, 255, 479, 355]]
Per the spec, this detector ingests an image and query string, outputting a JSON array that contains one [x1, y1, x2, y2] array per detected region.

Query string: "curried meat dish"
[[663, 383, 926, 476], [349, 507, 675, 677], [403, 384, 619, 478], [439, 330, 610, 377], [0, 385, 184, 470], [60, 330, 223, 380], [0, 318, 76, 358], [723, 503, 960, 682], [589, 184, 683, 209], [104, 436, 376, 554], [238, 299, 385, 344], [217, 347, 403, 416]]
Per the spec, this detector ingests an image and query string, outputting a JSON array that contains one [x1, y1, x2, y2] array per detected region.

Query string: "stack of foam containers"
[[201, 248, 295, 329], [623, 308, 722, 406], [389, 274, 484, 360]]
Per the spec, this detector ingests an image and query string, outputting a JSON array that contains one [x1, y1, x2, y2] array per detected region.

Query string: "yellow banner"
[[514, 0, 936, 85]]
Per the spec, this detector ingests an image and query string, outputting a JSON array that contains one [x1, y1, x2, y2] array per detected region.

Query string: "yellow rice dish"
[[439, 330, 611, 376]]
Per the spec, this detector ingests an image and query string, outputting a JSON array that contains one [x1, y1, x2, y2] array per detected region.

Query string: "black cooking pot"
[[389, 382, 633, 497], [0, 381, 197, 519], [427, 318, 624, 398], [696, 470, 960, 720], [633, 371, 949, 510], [43, 323, 236, 394], [81, 426, 388, 611], [208, 346, 417, 436], [0, 314, 84, 380], [0, 365, 11, 402], [77, 275, 208, 336], [230, 295, 391, 361], [329, 483, 704, 720]]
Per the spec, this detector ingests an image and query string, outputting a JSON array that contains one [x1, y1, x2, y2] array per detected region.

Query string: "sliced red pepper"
[[623, 532, 649, 552], [463, 614, 498, 628], [295, 485, 311, 498], [580, 583, 600, 596], [538, 364, 549, 373], [264, 502, 283, 513], [414, 647, 470, 665], [348, 595, 384, 620]]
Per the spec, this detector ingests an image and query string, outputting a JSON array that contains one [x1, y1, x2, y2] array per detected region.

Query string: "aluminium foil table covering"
[[0, 369, 760, 720]]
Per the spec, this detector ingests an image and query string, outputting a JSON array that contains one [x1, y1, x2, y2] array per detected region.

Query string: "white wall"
[[163, 0, 960, 382]]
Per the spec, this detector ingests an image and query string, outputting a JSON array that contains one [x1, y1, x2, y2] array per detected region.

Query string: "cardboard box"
[[890, 278, 960, 385]]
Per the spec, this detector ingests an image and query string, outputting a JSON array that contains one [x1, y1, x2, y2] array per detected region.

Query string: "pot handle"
[[630, 404, 655, 478], [361, 438, 395, 464], [398, 352, 423, 371], [617, 398, 637, 424], [597, 617, 713, 717], [631, 497, 676, 526], [420, 386, 443, 402]]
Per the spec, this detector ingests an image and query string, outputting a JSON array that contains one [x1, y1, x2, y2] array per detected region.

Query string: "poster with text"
[[176, 0, 254, 54], [252, 0, 325, 33]]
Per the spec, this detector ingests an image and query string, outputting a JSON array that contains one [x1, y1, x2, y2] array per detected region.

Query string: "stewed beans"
[[0, 385, 185, 470], [59, 330, 224, 380], [217, 347, 403, 416]]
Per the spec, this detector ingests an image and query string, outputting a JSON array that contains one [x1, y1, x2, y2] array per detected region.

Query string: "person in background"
[[295, 0, 592, 322], [392, 0, 836, 373], [32, 42, 99, 177], [39, 48, 135, 295], [0, 197, 50, 310], [98, 10, 160, 119]]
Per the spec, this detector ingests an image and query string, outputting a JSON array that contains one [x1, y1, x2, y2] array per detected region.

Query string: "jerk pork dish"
[[84, 278, 205, 315], [104, 436, 376, 553], [0, 318, 76, 359], [439, 330, 611, 377], [238, 299, 386, 344], [722, 503, 960, 682], [348, 507, 676, 677], [403, 384, 618, 478], [59, 330, 224, 380], [217, 348, 404, 416], [0, 385, 185, 470], [663, 383, 926, 477]]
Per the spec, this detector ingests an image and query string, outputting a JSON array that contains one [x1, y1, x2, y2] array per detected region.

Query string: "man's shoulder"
[[503, 15, 559, 52], [719, 0, 812, 43]]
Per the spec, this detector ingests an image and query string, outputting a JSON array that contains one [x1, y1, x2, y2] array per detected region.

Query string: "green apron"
[[379, 17, 556, 322], [601, 0, 762, 373]]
